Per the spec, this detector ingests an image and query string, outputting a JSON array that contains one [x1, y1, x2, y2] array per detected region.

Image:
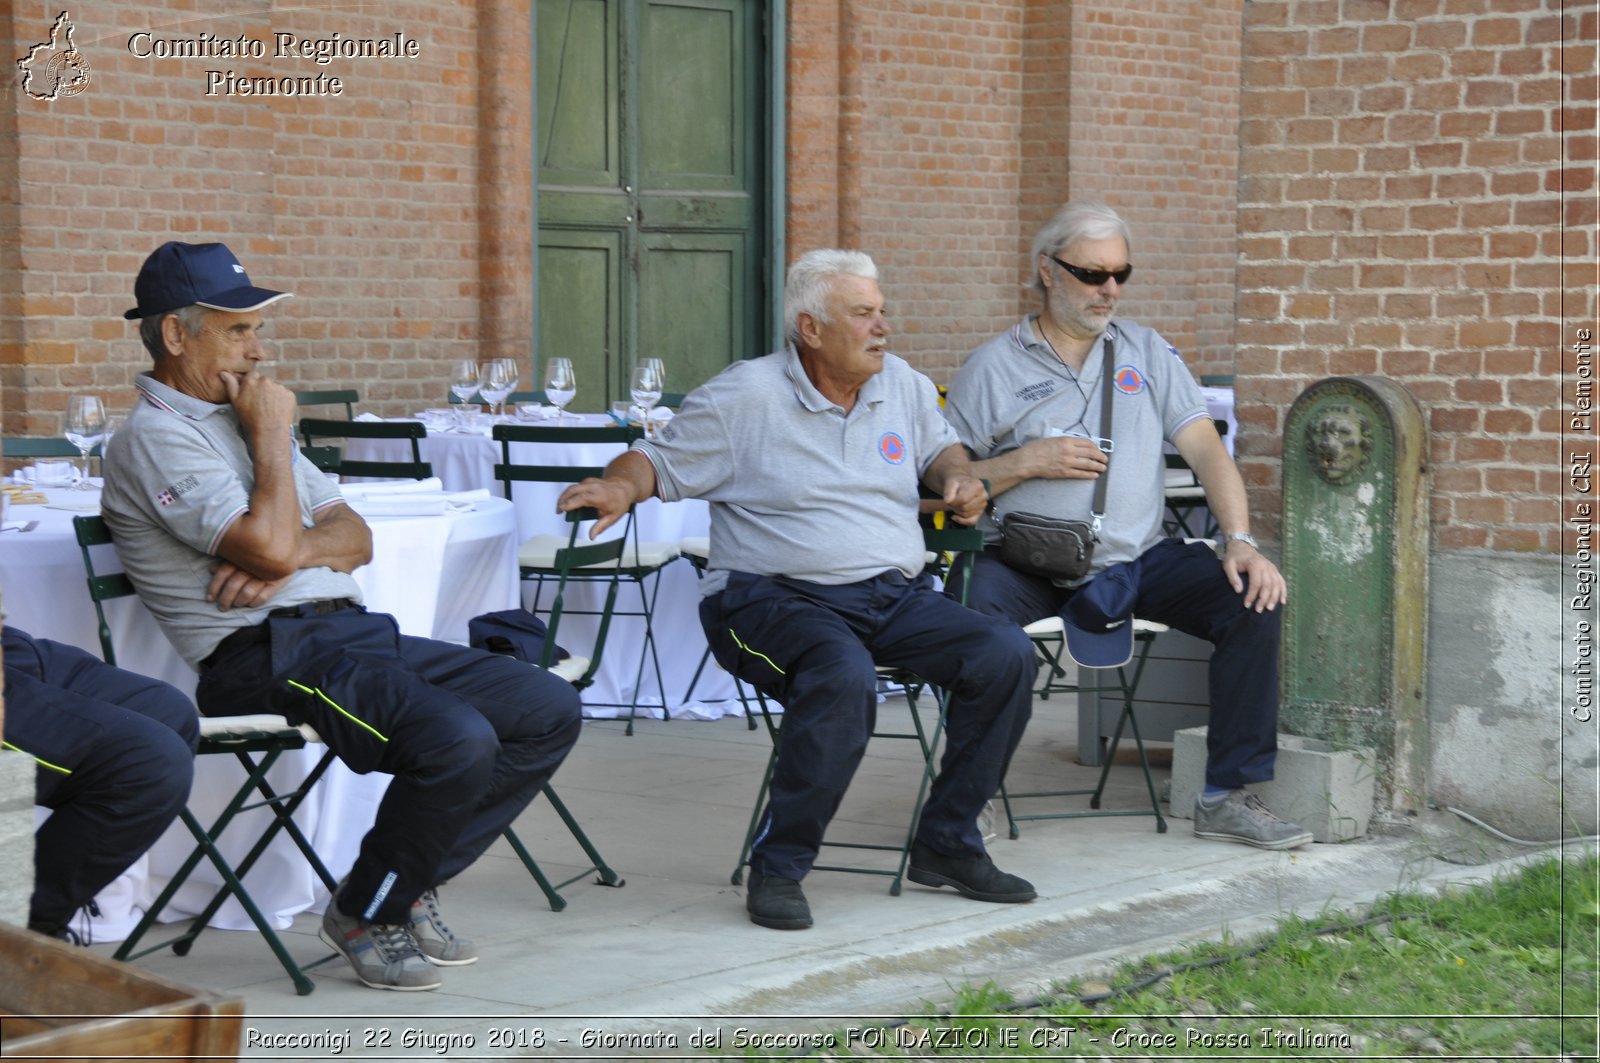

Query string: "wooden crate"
[[0, 921, 242, 1060]]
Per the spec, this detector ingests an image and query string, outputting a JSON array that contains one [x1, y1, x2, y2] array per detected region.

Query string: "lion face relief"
[[1306, 405, 1372, 483]]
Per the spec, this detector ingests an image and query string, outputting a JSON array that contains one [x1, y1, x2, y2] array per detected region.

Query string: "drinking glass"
[[542, 358, 576, 424], [640, 357, 666, 394], [449, 359, 481, 405], [64, 394, 106, 490], [479, 358, 517, 418], [630, 363, 664, 436]]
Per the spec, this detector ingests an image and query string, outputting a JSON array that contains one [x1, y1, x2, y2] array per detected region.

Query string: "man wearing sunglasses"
[[945, 200, 1310, 851]]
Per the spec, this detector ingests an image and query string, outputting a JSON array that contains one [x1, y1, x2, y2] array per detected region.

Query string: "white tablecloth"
[[344, 418, 741, 716], [0, 486, 520, 939]]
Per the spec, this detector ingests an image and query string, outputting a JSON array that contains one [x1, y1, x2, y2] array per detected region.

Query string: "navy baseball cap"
[[124, 241, 292, 320], [1063, 558, 1141, 668]]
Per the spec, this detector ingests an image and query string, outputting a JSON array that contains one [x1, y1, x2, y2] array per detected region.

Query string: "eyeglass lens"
[[1050, 255, 1133, 287]]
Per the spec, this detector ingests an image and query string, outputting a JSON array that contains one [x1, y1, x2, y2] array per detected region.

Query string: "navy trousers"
[[962, 537, 1281, 789], [196, 604, 582, 925], [701, 570, 1036, 881], [2, 627, 198, 935]]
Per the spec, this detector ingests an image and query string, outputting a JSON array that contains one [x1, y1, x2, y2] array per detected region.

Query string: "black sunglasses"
[[1050, 255, 1133, 287]]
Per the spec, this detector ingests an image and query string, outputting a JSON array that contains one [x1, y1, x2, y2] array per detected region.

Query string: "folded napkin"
[[348, 498, 450, 517], [340, 477, 445, 497], [354, 412, 383, 422], [13, 464, 81, 487]]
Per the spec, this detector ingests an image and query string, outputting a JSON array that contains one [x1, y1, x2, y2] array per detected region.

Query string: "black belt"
[[269, 597, 358, 619], [200, 598, 359, 671]]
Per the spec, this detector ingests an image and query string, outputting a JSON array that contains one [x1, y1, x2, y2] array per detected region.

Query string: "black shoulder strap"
[[1090, 335, 1115, 528]]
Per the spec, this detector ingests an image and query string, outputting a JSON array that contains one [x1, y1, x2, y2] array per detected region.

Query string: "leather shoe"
[[745, 869, 812, 930], [907, 841, 1036, 903]]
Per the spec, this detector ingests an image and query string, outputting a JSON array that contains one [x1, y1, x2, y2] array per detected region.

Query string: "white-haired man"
[[558, 249, 1039, 929]]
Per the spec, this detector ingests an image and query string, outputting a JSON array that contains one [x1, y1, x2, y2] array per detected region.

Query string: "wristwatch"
[[1224, 532, 1259, 550]]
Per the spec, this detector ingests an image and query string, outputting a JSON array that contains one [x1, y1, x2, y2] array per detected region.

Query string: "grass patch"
[[722, 852, 1596, 1059]]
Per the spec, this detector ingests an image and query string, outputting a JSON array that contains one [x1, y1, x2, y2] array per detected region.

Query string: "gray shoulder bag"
[[995, 335, 1115, 581]]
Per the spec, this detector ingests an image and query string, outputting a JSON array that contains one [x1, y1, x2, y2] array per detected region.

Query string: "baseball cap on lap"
[[1062, 557, 1141, 669], [124, 241, 292, 320]]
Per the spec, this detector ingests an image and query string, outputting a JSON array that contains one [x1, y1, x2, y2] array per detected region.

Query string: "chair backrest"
[[298, 418, 433, 481], [920, 520, 986, 607], [536, 506, 632, 686], [4, 436, 84, 459], [293, 388, 359, 419], [658, 392, 688, 409], [71, 515, 140, 667], [489, 423, 642, 496]]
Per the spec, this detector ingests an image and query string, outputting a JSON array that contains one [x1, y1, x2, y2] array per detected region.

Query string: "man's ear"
[[1037, 255, 1054, 290], [795, 311, 822, 350], [159, 314, 185, 359]]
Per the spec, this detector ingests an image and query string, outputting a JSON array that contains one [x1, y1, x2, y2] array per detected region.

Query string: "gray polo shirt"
[[635, 347, 958, 591], [945, 318, 1209, 579], [100, 373, 360, 667]]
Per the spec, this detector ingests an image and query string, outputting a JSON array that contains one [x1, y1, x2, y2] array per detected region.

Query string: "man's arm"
[[921, 443, 990, 525], [556, 449, 660, 537], [1172, 417, 1286, 612], [209, 502, 373, 610], [966, 435, 1109, 497]]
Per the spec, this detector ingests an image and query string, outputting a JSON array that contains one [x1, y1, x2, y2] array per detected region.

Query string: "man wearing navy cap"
[[946, 202, 1310, 851], [101, 241, 584, 990]]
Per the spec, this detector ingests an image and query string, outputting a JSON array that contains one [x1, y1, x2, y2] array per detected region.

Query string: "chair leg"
[[503, 784, 625, 909], [623, 570, 672, 736], [730, 682, 780, 885]]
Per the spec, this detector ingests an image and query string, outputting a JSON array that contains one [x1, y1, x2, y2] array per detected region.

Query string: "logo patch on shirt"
[[1016, 379, 1057, 403], [155, 474, 200, 507], [1113, 365, 1147, 395], [878, 432, 907, 465]]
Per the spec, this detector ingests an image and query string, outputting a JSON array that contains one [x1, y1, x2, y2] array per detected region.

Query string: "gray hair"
[[138, 304, 207, 361], [784, 249, 879, 346], [1029, 201, 1133, 298]]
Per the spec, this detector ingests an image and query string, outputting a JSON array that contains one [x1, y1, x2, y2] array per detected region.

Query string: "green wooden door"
[[537, 0, 764, 409]]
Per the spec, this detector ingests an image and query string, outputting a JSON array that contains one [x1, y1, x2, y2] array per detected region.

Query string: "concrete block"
[[1169, 727, 1376, 843], [0, 751, 36, 927]]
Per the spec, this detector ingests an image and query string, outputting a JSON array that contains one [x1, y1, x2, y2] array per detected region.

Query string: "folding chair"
[[999, 614, 1170, 837], [3, 436, 81, 459], [675, 536, 757, 729], [1162, 452, 1216, 538], [72, 516, 340, 996], [292, 388, 359, 419], [298, 418, 433, 481], [498, 504, 626, 909], [491, 422, 680, 735], [730, 520, 987, 896]]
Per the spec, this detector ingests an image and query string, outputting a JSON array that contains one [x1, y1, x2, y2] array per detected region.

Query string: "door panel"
[[637, 232, 746, 393], [537, 0, 763, 408], [537, 232, 622, 408]]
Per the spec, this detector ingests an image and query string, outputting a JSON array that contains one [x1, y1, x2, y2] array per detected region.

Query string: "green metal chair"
[[3, 436, 82, 458], [491, 422, 680, 736], [999, 614, 1170, 836], [298, 418, 433, 481], [73, 515, 341, 996], [292, 388, 359, 419], [497, 504, 627, 907], [729, 519, 987, 896]]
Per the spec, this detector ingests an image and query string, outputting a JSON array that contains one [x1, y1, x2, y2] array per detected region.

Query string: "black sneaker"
[[907, 841, 1036, 903], [745, 869, 813, 930]]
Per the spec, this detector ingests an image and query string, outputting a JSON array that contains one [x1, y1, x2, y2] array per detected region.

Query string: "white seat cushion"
[[1023, 615, 1169, 637], [548, 656, 591, 684], [199, 713, 321, 744], [517, 535, 680, 570], [679, 536, 710, 562]]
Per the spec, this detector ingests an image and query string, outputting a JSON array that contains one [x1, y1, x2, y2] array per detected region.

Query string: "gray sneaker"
[[319, 903, 442, 991], [1193, 790, 1313, 850], [410, 887, 478, 966]]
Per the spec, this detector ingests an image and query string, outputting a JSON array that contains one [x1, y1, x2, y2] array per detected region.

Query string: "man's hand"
[[220, 370, 296, 436], [1223, 541, 1287, 613], [1021, 435, 1108, 480], [557, 477, 637, 537], [940, 474, 989, 525], [208, 559, 292, 611]]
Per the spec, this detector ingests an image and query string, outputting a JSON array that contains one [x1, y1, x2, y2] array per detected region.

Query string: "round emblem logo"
[[878, 432, 907, 465], [1113, 365, 1146, 395]]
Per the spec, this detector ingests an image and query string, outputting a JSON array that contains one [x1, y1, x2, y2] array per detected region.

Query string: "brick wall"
[[2, 0, 528, 436], [1236, 0, 1596, 551], [786, 0, 1243, 383]]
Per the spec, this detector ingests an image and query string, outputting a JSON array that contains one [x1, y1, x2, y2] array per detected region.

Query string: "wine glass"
[[630, 362, 663, 436], [449, 359, 480, 405], [542, 358, 576, 424], [64, 395, 106, 490], [481, 358, 519, 418]]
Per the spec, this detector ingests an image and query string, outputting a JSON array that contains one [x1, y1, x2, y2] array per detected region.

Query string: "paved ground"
[[78, 697, 1536, 1060]]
